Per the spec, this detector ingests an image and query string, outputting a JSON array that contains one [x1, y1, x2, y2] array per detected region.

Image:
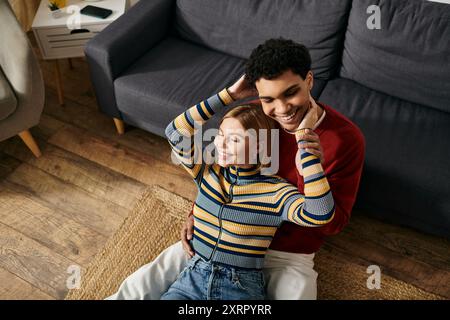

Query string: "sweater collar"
[[228, 164, 261, 183]]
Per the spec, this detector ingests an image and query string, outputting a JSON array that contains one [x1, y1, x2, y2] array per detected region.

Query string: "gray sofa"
[[85, 0, 450, 238], [0, 0, 44, 157]]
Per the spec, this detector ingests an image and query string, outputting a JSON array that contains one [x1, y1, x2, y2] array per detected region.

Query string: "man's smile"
[[272, 105, 308, 128]]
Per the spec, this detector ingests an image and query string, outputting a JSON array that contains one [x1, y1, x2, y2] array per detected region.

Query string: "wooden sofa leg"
[[54, 60, 64, 106], [113, 118, 125, 135], [18, 130, 42, 158], [68, 58, 74, 70]]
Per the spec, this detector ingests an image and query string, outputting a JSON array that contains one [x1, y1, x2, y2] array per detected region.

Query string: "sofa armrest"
[[85, 0, 174, 119]]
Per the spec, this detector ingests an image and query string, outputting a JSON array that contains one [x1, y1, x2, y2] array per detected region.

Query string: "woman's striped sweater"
[[165, 89, 335, 269]]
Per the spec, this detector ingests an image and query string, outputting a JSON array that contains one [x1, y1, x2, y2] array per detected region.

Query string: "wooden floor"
[[0, 34, 449, 300]]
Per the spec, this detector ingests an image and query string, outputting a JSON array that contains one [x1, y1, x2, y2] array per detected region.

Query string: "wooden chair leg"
[[113, 118, 125, 135], [18, 130, 42, 158], [54, 60, 64, 106], [68, 58, 74, 70]]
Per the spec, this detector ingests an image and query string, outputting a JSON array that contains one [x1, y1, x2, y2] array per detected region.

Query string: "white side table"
[[32, 0, 127, 105]]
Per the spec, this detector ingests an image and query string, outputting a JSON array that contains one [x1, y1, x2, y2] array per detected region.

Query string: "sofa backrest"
[[340, 0, 450, 113], [173, 0, 352, 80]]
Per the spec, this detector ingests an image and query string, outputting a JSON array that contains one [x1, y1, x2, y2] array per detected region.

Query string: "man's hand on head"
[[227, 74, 260, 104]]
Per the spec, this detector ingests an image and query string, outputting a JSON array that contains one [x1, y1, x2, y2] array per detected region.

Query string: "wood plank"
[[0, 115, 66, 167], [0, 222, 76, 299], [315, 247, 444, 300], [39, 56, 97, 109], [42, 86, 175, 164], [48, 126, 197, 201], [5, 163, 127, 237], [323, 215, 450, 298], [319, 243, 449, 298], [345, 213, 450, 270], [0, 152, 21, 181], [36, 113, 69, 140], [0, 267, 54, 300], [0, 181, 106, 266], [3, 136, 146, 210]]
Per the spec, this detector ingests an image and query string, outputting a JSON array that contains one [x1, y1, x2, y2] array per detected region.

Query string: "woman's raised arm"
[[165, 89, 234, 184], [280, 129, 335, 227]]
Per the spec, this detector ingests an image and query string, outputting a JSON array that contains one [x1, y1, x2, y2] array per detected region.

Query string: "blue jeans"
[[160, 254, 266, 300]]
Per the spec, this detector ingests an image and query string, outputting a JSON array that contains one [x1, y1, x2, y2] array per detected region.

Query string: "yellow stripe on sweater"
[[196, 220, 271, 248], [230, 181, 292, 196], [218, 88, 234, 105], [174, 114, 193, 131], [300, 210, 336, 225], [210, 170, 273, 196], [221, 220, 277, 237], [221, 234, 271, 248], [202, 171, 222, 191], [290, 205, 335, 225], [287, 197, 305, 222], [194, 205, 220, 227], [303, 163, 324, 177], [195, 219, 220, 238], [304, 177, 330, 197], [195, 231, 217, 246], [218, 242, 267, 255], [226, 201, 284, 214], [195, 204, 277, 237], [301, 155, 317, 164], [190, 104, 206, 124], [199, 101, 213, 118], [199, 181, 224, 203]]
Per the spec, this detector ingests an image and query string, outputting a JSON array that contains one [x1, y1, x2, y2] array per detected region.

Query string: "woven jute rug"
[[65, 185, 444, 300]]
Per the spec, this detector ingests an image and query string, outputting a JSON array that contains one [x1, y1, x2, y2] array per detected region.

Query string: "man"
[[108, 38, 365, 300]]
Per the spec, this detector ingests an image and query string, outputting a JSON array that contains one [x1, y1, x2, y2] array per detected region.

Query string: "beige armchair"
[[0, 0, 44, 157]]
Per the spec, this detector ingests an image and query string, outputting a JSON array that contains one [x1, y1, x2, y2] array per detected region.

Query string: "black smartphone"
[[80, 5, 113, 19]]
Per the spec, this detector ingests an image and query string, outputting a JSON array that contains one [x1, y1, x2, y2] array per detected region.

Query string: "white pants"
[[106, 241, 317, 300]]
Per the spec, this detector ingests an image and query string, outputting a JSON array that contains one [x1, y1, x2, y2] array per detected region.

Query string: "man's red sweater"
[[269, 102, 366, 254]]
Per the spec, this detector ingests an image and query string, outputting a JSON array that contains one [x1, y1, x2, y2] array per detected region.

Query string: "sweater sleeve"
[[165, 89, 234, 184], [280, 132, 336, 227]]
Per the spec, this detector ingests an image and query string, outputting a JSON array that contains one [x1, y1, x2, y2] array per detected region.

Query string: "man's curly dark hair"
[[245, 38, 312, 88]]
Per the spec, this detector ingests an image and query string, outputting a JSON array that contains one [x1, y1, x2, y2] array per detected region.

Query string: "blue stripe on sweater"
[[196, 103, 209, 120]]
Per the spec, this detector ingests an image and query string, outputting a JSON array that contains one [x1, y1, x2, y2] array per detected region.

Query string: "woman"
[[161, 88, 335, 300]]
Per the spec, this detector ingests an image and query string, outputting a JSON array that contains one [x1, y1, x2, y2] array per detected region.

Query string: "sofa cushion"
[[340, 0, 450, 113], [0, 68, 17, 121], [173, 0, 352, 80], [319, 77, 450, 237], [114, 37, 246, 136]]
